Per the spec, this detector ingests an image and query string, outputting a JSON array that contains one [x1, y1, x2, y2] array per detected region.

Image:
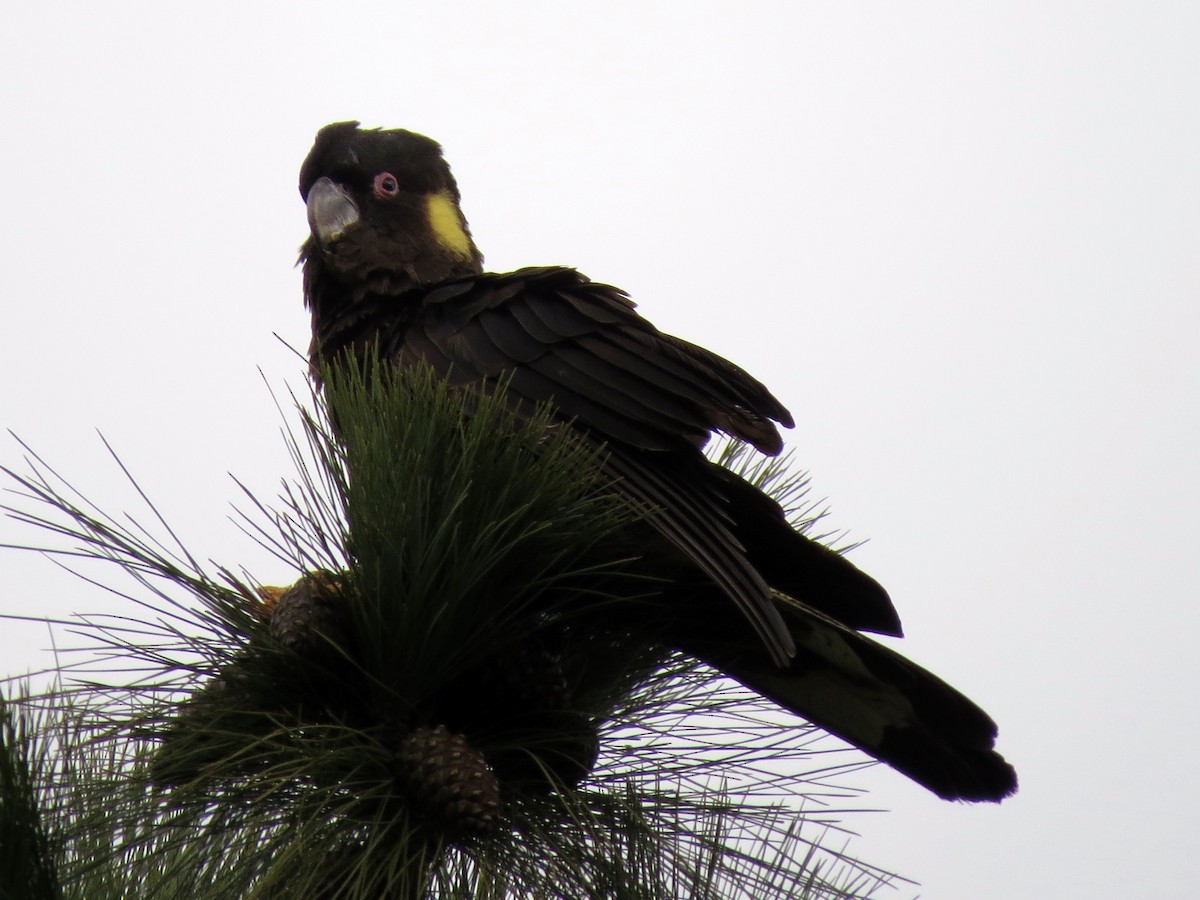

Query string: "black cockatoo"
[[297, 121, 1016, 802]]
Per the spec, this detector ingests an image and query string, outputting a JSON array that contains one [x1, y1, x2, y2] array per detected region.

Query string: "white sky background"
[[2, 2, 1198, 896]]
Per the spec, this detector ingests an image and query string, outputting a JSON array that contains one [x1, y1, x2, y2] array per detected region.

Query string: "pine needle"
[[1, 363, 910, 899]]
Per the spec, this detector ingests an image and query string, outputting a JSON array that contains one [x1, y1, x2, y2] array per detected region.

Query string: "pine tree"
[[1, 362, 905, 899]]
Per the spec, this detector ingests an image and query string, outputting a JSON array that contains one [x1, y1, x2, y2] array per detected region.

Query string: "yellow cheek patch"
[[425, 192, 474, 258]]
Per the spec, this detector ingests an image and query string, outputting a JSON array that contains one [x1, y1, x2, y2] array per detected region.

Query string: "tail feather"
[[712, 463, 904, 637], [709, 590, 1017, 802]]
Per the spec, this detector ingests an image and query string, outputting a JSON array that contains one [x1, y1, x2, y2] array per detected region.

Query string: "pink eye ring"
[[373, 172, 400, 197]]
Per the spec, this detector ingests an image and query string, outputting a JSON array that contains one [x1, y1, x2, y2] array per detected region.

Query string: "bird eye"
[[373, 173, 400, 197]]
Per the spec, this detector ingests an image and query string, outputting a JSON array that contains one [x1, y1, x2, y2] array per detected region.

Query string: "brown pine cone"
[[267, 570, 349, 656], [394, 724, 501, 834]]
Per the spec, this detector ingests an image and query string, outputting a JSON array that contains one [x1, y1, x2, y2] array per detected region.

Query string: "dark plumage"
[[298, 121, 1017, 802]]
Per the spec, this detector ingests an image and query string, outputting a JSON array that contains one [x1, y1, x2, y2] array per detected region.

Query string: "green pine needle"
[[0, 684, 61, 900], [1, 362, 909, 899]]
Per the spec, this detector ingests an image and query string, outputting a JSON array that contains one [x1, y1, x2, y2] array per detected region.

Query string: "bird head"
[[299, 121, 484, 292]]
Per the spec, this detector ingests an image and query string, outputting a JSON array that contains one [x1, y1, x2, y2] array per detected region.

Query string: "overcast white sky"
[[2, 3, 1198, 897]]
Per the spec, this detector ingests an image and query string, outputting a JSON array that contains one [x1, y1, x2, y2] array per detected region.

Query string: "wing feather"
[[597, 444, 795, 666], [319, 266, 823, 663], [420, 270, 801, 662], [418, 269, 791, 453]]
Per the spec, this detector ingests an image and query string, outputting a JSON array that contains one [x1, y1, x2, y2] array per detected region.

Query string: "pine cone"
[[267, 570, 348, 656], [395, 724, 501, 834]]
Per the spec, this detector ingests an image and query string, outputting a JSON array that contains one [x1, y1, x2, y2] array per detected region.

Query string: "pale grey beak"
[[306, 177, 360, 245]]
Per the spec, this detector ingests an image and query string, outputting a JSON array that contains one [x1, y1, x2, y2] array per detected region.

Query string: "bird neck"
[[303, 245, 472, 380]]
